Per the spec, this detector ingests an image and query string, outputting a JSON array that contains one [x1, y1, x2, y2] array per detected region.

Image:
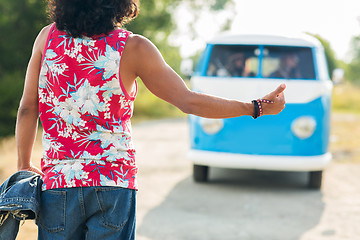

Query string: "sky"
[[174, 0, 360, 62]]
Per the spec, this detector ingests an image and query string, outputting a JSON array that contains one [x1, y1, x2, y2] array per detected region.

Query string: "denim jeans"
[[37, 187, 136, 240], [0, 171, 42, 240]]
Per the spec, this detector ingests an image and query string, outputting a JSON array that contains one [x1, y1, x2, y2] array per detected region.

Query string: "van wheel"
[[308, 171, 322, 189], [193, 165, 209, 182]]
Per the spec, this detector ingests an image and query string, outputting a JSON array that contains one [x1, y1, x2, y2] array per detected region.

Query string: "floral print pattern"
[[39, 24, 137, 191]]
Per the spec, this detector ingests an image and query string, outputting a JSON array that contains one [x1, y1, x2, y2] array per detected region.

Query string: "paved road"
[[133, 119, 360, 240]]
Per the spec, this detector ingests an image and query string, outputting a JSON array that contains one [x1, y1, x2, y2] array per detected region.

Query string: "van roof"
[[208, 33, 322, 48]]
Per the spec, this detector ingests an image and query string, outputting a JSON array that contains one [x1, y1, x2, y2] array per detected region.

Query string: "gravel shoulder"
[[134, 117, 360, 240]]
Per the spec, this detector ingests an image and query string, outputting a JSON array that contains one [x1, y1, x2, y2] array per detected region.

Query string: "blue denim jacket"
[[0, 171, 43, 240]]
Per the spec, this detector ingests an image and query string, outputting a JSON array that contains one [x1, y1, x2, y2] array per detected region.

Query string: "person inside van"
[[207, 52, 254, 77], [226, 52, 246, 76], [225, 52, 255, 77], [269, 52, 301, 79]]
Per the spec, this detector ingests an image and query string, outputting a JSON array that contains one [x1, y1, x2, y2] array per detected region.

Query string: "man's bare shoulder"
[[123, 33, 166, 77], [126, 34, 158, 54], [34, 24, 53, 54]]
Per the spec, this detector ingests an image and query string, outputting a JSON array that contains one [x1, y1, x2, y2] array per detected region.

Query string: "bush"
[[0, 71, 24, 136], [0, 0, 48, 136]]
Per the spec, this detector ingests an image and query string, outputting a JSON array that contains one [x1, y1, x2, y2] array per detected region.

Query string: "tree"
[[126, 0, 235, 70], [0, 0, 48, 136], [169, 0, 235, 42], [346, 35, 360, 84], [126, 0, 182, 72], [307, 33, 338, 78]]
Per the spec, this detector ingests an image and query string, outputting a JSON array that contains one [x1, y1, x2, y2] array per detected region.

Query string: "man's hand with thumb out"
[[261, 83, 286, 115]]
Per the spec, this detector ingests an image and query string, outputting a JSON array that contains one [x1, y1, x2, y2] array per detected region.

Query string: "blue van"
[[186, 34, 333, 188]]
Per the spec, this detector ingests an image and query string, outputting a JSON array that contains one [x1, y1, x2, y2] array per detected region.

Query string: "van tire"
[[309, 171, 322, 189], [193, 165, 209, 182]]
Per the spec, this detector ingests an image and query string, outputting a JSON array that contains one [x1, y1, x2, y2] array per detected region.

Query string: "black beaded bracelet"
[[252, 99, 274, 119], [252, 100, 260, 119]]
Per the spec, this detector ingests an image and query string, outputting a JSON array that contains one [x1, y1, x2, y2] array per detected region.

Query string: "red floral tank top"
[[39, 24, 137, 191]]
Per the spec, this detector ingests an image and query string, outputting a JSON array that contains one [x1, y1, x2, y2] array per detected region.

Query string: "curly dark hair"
[[48, 0, 139, 37]]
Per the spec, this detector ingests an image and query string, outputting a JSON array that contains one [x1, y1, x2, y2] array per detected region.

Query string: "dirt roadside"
[[134, 116, 360, 240]]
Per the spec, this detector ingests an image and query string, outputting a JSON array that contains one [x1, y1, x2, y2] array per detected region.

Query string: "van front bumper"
[[188, 150, 332, 171]]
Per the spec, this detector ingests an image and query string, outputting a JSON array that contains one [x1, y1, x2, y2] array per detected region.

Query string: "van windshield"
[[206, 45, 259, 77], [263, 46, 315, 79], [206, 45, 315, 79]]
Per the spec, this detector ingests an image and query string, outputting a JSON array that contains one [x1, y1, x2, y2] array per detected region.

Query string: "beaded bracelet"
[[257, 99, 263, 117], [252, 99, 274, 119], [259, 99, 274, 104]]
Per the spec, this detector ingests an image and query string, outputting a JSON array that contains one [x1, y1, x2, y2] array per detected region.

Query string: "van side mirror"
[[180, 59, 194, 77], [332, 68, 344, 84]]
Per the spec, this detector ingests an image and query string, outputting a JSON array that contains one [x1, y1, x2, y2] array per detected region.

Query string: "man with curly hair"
[[15, 0, 285, 239]]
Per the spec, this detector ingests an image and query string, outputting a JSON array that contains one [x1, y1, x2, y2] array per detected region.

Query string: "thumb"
[[271, 83, 286, 97]]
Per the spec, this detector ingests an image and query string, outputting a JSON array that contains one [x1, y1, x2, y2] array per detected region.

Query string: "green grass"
[[332, 83, 360, 114]]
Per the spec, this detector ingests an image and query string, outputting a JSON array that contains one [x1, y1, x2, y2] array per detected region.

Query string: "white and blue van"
[[186, 33, 333, 188]]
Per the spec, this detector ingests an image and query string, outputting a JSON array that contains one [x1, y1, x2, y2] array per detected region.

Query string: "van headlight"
[[291, 116, 316, 139], [200, 118, 224, 134]]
